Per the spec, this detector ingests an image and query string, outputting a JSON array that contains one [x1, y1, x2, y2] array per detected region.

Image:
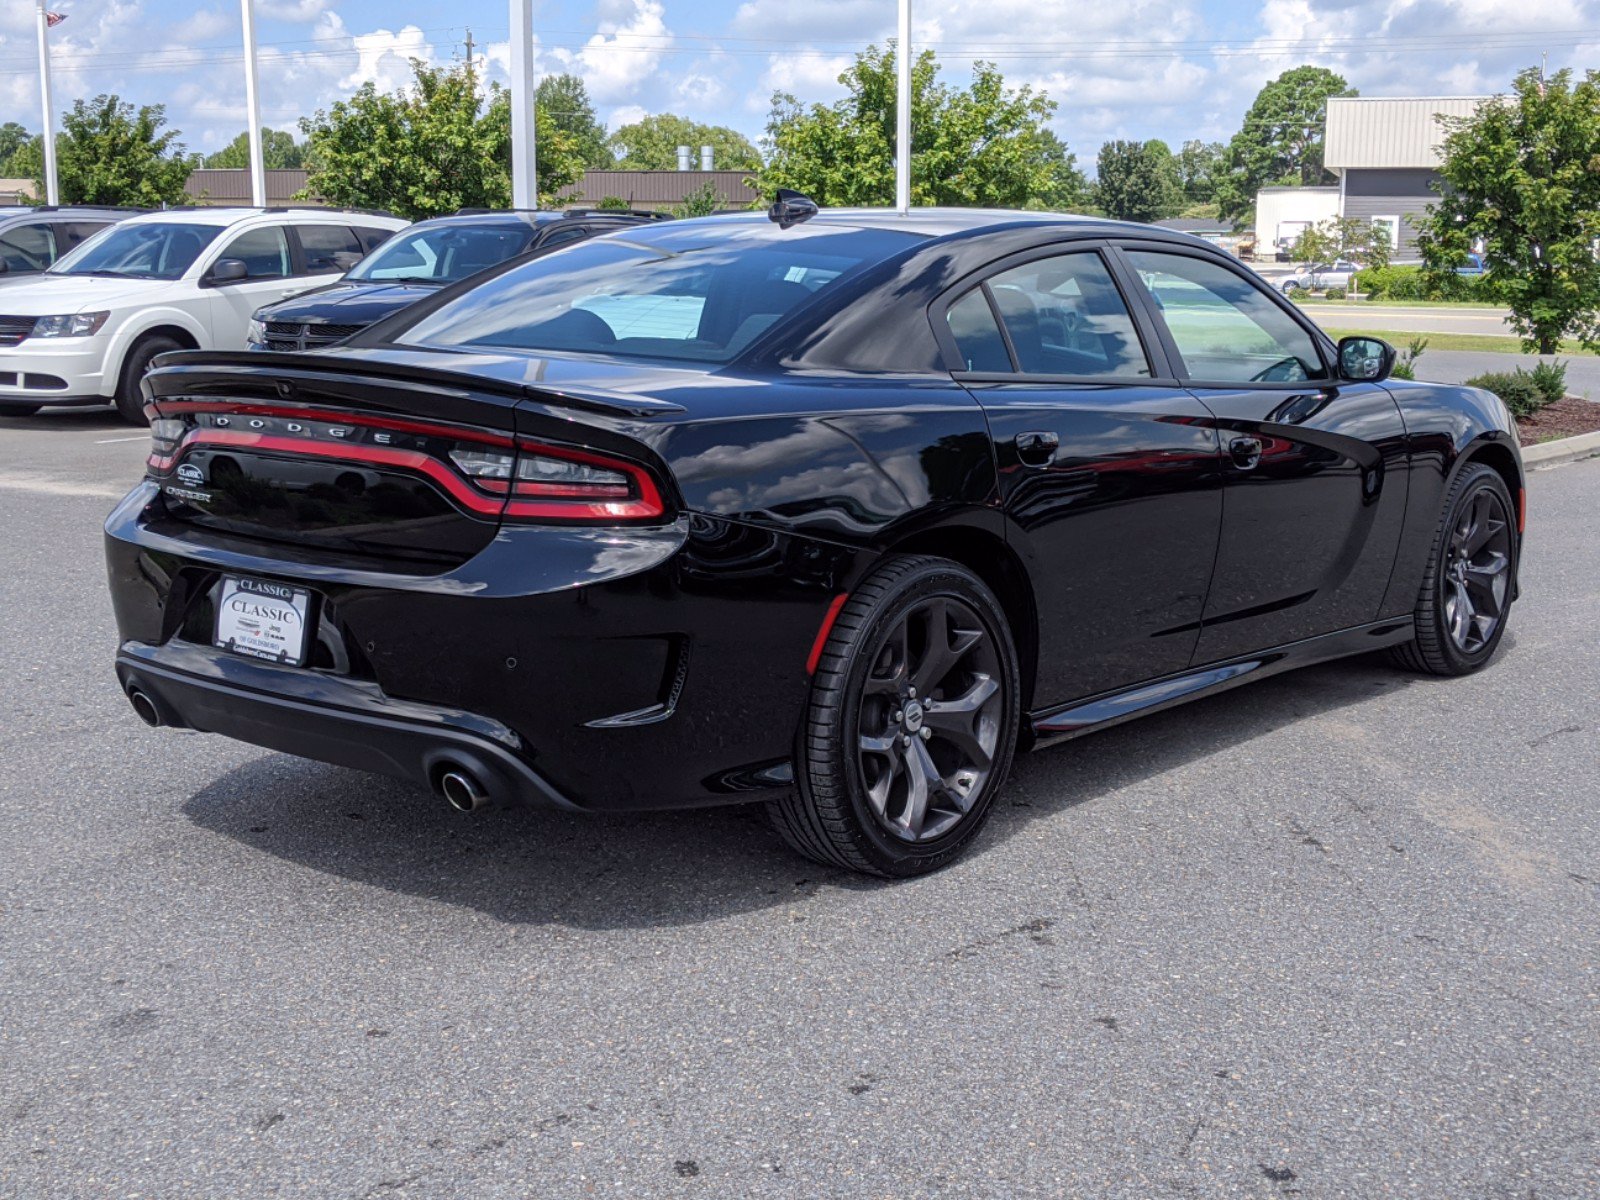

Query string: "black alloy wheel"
[[1392, 463, 1518, 675], [770, 555, 1021, 877]]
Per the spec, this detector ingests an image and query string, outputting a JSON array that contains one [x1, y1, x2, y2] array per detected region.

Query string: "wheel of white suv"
[[115, 334, 184, 425]]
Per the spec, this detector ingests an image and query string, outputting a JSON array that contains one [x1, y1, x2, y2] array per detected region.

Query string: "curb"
[[1522, 428, 1600, 469]]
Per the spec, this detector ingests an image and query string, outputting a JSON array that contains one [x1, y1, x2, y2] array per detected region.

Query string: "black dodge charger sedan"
[[107, 203, 1524, 877]]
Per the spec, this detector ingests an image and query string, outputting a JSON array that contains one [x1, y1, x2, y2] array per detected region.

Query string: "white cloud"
[[550, 0, 672, 105], [339, 23, 438, 93], [606, 103, 649, 131], [256, 0, 330, 23]]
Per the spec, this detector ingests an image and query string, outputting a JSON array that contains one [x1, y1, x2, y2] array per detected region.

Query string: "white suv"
[[0, 207, 408, 422]]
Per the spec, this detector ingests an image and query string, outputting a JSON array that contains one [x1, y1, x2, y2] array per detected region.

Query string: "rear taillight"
[[144, 401, 667, 525], [147, 417, 186, 472]]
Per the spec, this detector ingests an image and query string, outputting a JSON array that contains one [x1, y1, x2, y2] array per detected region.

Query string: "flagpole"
[[241, 0, 267, 207], [894, 0, 911, 213], [509, 0, 538, 208], [35, 0, 59, 206]]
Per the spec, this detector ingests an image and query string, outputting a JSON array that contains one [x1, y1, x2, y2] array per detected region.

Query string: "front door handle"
[[1015, 430, 1059, 467], [1229, 436, 1263, 470]]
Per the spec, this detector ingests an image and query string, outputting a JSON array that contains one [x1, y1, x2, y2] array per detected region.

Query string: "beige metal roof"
[[183, 168, 319, 206], [556, 170, 760, 211], [1324, 96, 1491, 170]]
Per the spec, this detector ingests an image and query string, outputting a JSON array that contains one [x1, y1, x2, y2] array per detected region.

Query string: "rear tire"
[[114, 334, 183, 425], [1390, 463, 1517, 676], [769, 555, 1021, 878]]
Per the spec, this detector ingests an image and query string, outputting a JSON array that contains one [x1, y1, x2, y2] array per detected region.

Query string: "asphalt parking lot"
[[2, 409, 1597, 1199]]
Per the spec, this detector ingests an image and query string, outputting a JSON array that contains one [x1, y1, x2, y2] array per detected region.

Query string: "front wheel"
[[1391, 463, 1517, 675], [114, 334, 184, 425], [769, 555, 1021, 877]]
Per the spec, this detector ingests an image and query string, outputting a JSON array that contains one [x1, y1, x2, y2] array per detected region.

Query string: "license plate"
[[214, 576, 312, 666]]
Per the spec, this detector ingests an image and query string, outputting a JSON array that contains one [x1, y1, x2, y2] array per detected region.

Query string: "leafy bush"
[[595, 195, 632, 211], [1356, 264, 1500, 302], [1528, 359, 1568, 405], [1323, 286, 1346, 300], [1389, 336, 1429, 381], [1285, 286, 1310, 302], [1464, 368, 1549, 417]]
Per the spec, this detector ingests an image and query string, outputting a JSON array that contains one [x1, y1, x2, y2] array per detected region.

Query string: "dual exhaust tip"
[[126, 684, 493, 815]]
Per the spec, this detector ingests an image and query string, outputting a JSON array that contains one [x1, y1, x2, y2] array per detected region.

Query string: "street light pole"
[[241, 0, 266, 206], [35, 0, 58, 206], [510, 0, 538, 209], [894, 0, 911, 213]]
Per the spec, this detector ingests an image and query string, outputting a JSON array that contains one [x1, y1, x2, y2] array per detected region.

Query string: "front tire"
[[769, 555, 1021, 878], [114, 334, 183, 425], [1391, 463, 1517, 675]]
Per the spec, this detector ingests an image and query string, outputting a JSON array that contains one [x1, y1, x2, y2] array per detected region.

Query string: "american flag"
[[45, 11, 67, 26]]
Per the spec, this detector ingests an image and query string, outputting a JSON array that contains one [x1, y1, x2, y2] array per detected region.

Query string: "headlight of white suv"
[[31, 311, 110, 338], [246, 317, 267, 346]]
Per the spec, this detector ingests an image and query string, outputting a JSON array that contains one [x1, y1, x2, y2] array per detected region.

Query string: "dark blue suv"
[[247, 209, 659, 351]]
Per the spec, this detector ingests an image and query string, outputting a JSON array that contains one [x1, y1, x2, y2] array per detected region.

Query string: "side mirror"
[[206, 258, 248, 286], [768, 189, 819, 230], [1337, 335, 1395, 383]]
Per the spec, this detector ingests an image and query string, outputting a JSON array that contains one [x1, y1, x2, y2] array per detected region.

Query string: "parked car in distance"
[[248, 209, 663, 352], [1455, 252, 1487, 276], [109, 204, 1524, 878], [1280, 259, 1361, 293], [0, 207, 407, 421], [0, 205, 143, 285]]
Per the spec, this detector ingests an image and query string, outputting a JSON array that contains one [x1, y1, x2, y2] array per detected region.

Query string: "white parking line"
[[95, 435, 148, 444]]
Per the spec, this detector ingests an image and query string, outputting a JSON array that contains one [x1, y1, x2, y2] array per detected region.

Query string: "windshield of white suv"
[[51, 222, 226, 280], [347, 225, 532, 284]]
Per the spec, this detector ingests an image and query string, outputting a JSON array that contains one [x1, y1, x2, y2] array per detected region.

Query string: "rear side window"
[[61, 221, 111, 250], [984, 252, 1150, 378], [354, 226, 396, 253], [0, 224, 55, 271], [946, 288, 1011, 372], [298, 224, 365, 274], [1125, 250, 1327, 383], [397, 224, 921, 364], [219, 225, 291, 279]]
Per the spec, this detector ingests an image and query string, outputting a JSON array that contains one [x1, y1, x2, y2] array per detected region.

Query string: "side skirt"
[[1026, 617, 1416, 750]]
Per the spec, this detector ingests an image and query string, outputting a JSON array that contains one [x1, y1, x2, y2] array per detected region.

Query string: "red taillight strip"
[[504, 437, 666, 521], [1518, 486, 1526, 534], [177, 429, 507, 516], [805, 593, 851, 675], [152, 400, 517, 448]]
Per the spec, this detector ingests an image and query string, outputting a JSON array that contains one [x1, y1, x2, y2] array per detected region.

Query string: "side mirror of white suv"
[[206, 259, 249, 286]]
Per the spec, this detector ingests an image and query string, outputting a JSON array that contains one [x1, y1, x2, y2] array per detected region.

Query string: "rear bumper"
[[117, 643, 576, 809], [105, 482, 859, 812]]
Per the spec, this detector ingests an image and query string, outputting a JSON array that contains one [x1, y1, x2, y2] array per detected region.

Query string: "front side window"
[[51, 221, 225, 280], [0, 224, 55, 271], [350, 226, 532, 284], [983, 252, 1150, 377], [396, 224, 921, 365], [219, 226, 291, 279], [1125, 250, 1327, 383]]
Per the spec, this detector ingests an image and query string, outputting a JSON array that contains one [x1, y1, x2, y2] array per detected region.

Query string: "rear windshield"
[[348, 224, 533, 284], [395, 222, 921, 364], [51, 222, 225, 280]]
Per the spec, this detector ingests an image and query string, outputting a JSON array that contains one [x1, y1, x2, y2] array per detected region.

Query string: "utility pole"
[[241, 0, 267, 206], [34, 0, 59, 206], [895, 0, 911, 213], [464, 28, 476, 85], [509, 0, 538, 209]]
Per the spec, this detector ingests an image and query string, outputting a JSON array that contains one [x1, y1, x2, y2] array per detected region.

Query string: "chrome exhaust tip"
[[439, 768, 489, 813], [127, 688, 161, 728]]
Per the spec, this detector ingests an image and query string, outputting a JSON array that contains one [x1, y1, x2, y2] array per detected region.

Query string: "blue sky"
[[1, 0, 1597, 167]]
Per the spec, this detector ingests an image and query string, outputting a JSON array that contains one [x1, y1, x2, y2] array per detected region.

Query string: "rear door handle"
[[1229, 436, 1263, 470], [1014, 430, 1059, 467]]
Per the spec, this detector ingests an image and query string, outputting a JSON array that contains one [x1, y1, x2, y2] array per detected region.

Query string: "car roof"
[[116, 207, 405, 228], [409, 209, 650, 231], [0, 205, 142, 222], [663, 206, 1204, 243]]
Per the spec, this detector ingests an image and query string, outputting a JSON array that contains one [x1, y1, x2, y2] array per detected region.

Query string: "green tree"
[[1177, 139, 1225, 204], [10, 95, 195, 206], [1030, 127, 1090, 211], [1093, 139, 1180, 222], [671, 180, 722, 217], [1293, 215, 1391, 291], [756, 45, 1067, 209], [609, 113, 761, 171], [1215, 66, 1355, 223], [0, 121, 31, 175], [537, 73, 610, 168], [300, 60, 584, 218], [1419, 68, 1600, 354], [204, 128, 305, 170]]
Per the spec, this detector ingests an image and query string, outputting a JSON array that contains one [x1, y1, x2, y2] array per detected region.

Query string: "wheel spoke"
[[911, 600, 985, 694], [897, 740, 932, 838], [922, 676, 999, 770], [1463, 509, 1503, 557], [1464, 552, 1509, 617], [864, 617, 910, 695], [1450, 580, 1473, 644], [864, 741, 903, 819]]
